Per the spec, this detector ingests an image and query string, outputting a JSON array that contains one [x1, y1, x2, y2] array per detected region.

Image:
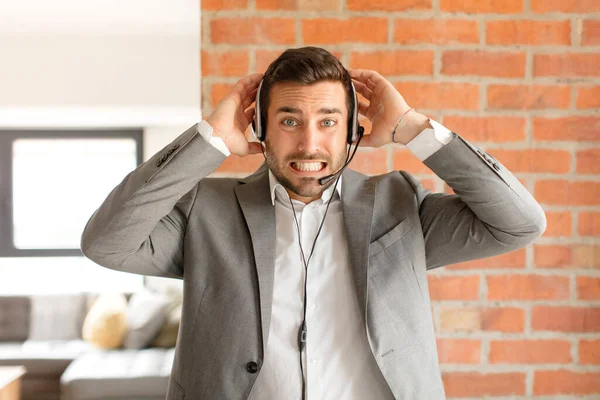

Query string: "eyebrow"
[[276, 106, 343, 115]]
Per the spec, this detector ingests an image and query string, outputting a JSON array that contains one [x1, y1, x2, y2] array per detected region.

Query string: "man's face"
[[264, 80, 349, 204]]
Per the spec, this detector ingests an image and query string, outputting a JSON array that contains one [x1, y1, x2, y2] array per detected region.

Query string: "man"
[[81, 47, 546, 400]]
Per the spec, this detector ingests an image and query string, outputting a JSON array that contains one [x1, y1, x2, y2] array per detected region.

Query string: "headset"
[[251, 79, 364, 146]]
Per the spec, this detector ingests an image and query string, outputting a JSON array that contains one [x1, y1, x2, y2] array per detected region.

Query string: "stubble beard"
[[265, 147, 347, 200]]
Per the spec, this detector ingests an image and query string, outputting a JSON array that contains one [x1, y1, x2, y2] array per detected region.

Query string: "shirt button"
[[311, 357, 319, 364], [309, 304, 316, 310]]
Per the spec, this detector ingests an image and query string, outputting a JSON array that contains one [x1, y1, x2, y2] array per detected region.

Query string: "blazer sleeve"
[[80, 123, 227, 279], [400, 132, 547, 270]]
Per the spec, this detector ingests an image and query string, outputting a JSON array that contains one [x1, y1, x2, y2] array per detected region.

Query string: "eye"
[[322, 119, 337, 127], [282, 118, 297, 127]]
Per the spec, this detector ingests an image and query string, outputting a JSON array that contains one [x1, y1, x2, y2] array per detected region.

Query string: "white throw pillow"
[[123, 289, 169, 349]]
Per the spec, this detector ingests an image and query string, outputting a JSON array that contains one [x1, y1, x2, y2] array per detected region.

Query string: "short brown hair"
[[258, 47, 353, 134]]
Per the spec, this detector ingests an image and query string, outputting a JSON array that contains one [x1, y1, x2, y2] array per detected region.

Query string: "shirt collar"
[[268, 170, 342, 206]]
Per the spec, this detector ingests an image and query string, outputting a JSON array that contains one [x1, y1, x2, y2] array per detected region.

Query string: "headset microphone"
[[318, 126, 364, 186]]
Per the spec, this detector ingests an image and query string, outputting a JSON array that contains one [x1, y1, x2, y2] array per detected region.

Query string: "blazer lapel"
[[234, 165, 276, 351], [341, 169, 376, 322]]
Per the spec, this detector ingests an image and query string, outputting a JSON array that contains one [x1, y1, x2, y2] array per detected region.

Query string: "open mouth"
[[290, 161, 326, 173]]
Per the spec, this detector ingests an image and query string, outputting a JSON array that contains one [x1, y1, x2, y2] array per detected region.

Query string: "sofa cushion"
[[82, 293, 127, 349], [123, 290, 169, 349], [60, 348, 175, 400], [0, 340, 90, 376], [0, 296, 31, 341], [29, 294, 87, 341]]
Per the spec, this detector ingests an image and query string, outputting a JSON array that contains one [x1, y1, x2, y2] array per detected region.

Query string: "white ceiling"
[[0, 0, 199, 35]]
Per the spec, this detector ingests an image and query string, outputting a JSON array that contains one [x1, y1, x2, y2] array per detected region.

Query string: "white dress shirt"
[[196, 119, 453, 399]]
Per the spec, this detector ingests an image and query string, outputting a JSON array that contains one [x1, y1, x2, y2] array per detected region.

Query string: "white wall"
[[0, 0, 199, 294]]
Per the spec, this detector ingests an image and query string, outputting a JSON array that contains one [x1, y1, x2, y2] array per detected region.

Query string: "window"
[[0, 129, 143, 257]]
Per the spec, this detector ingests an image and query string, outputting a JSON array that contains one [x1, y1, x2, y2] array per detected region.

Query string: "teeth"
[[292, 162, 323, 172]]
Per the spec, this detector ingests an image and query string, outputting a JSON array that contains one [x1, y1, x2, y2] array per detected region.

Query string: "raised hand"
[[350, 69, 430, 147], [205, 73, 264, 157]]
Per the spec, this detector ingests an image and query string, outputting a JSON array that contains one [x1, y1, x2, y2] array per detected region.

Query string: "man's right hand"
[[205, 73, 264, 157]]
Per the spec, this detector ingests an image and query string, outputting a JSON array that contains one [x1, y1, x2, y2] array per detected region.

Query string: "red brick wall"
[[201, 0, 600, 397]]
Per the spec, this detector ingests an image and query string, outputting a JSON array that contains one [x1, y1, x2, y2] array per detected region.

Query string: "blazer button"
[[493, 163, 501, 171], [246, 361, 259, 374]]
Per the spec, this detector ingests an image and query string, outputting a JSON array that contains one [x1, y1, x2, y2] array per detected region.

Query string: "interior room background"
[[0, 0, 598, 398]]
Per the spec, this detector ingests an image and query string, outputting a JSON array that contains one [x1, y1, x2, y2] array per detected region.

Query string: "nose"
[[297, 124, 320, 153]]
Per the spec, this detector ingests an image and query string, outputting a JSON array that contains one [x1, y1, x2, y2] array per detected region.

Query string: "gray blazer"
[[81, 124, 546, 400]]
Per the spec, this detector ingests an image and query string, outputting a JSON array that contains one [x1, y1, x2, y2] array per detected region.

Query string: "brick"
[[486, 149, 570, 174], [443, 372, 526, 397], [428, 275, 479, 301], [533, 117, 600, 142], [439, 307, 525, 333], [210, 83, 234, 108], [211, 18, 295, 45], [534, 53, 600, 77], [577, 149, 600, 174], [532, 307, 600, 332], [394, 19, 479, 44], [214, 154, 264, 174], [490, 340, 572, 364], [573, 245, 600, 268], [487, 84, 570, 110], [487, 275, 570, 300], [302, 18, 388, 44], [447, 248, 526, 270], [350, 148, 388, 175], [394, 82, 479, 111], [535, 180, 600, 206], [256, 0, 341, 10], [393, 149, 433, 174], [582, 20, 600, 45], [350, 50, 434, 76], [576, 86, 600, 109], [542, 211, 572, 237], [441, 0, 523, 13], [420, 179, 436, 192], [580, 339, 600, 364], [201, 50, 249, 77], [577, 277, 600, 300], [442, 50, 526, 77], [436, 338, 481, 364], [534, 370, 600, 396], [443, 116, 526, 142], [487, 20, 571, 45], [535, 244, 600, 269], [579, 212, 600, 236], [202, 0, 247, 10], [532, 0, 600, 13], [348, 0, 431, 10]]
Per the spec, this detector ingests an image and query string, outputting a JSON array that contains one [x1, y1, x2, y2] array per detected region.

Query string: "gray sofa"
[[0, 294, 175, 400]]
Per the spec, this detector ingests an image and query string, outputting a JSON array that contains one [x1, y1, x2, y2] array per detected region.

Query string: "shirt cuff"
[[197, 120, 231, 157], [405, 119, 453, 161]]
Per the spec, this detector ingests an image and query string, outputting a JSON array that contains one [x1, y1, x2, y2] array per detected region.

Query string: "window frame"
[[0, 129, 143, 258]]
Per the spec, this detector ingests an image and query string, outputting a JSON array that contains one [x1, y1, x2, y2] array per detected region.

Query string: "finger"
[[365, 78, 377, 91], [349, 69, 385, 85], [357, 133, 373, 147], [352, 80, 372, 100], [241, 88, 258, 110], [357, 100, 369, 117], [232, 73, 263, 104], [244, 106, 256, 123], [246, 141, 263, 155]]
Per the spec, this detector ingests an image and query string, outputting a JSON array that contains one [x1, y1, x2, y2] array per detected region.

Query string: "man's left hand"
[[350, 69, 431, 147]]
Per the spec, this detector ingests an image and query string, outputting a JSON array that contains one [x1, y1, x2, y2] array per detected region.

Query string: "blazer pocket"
[[369, 219, 414, 257], [167, 375, 185, 400]]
